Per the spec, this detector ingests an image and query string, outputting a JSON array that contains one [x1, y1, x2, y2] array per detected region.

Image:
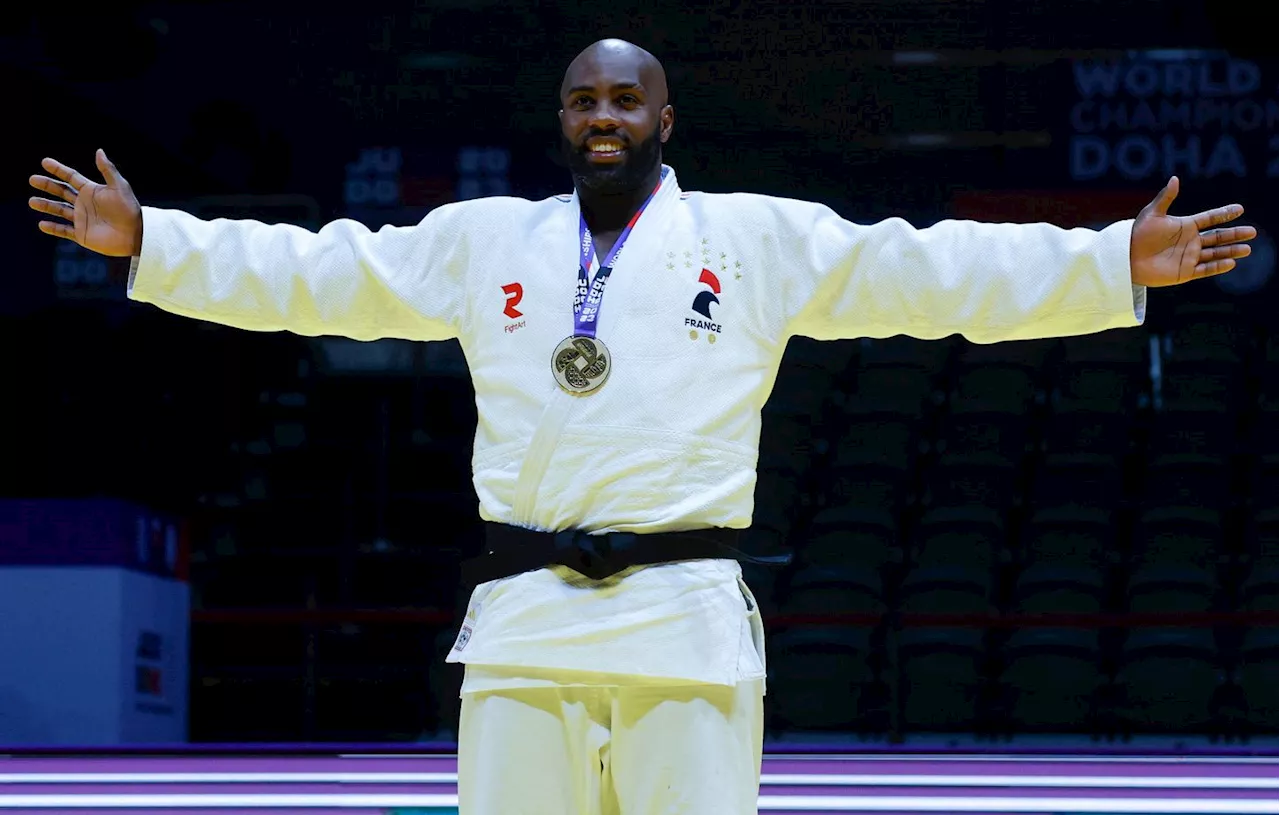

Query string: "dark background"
[[3, 0, 1276, 745]]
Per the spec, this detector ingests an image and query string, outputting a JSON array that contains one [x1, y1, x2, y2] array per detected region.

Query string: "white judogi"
[[128, 165, 1144, 813]]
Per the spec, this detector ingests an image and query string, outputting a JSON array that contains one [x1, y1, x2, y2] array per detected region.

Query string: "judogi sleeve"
[[772, 200, 1146, 344], [126, 204, 470, 342]]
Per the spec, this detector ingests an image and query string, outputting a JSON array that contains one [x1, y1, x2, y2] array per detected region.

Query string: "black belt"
[[463, 522, 791, 583]]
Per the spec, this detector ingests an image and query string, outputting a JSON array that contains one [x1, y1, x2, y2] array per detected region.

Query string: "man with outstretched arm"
[[29, 37, 1254, 815]]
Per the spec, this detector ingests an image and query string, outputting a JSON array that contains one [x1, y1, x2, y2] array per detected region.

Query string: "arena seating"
[[8, 281, 1274, 744]]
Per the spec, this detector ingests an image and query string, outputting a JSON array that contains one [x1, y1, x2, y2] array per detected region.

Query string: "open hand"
[[1129, 176, 1255, 287], [29, 150, 143, 257]]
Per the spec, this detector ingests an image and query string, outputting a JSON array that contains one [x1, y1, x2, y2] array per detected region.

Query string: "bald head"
[[561, 39, 668, 108]]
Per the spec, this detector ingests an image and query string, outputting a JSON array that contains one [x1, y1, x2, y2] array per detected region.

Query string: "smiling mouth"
[[584, 139, 627, 160]]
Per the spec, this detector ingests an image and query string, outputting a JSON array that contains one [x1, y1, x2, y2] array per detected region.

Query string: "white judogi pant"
[[448, 560, 769, 814], [458, 672, 765, 815]]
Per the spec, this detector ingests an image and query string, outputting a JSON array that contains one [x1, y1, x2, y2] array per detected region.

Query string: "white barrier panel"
[[0, 499, 189, 745]]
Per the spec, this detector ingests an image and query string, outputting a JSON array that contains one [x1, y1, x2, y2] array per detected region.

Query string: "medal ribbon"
[[572, 166, 668, 338]]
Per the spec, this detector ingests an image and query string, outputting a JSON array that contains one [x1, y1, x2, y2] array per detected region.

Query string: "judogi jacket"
[[128, 165, 1144, 687]]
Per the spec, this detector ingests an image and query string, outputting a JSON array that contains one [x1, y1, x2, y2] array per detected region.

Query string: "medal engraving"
[[553, 336, 611, 394]]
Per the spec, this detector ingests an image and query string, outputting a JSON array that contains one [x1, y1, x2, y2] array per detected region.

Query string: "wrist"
[[132, 213, 143, 256]]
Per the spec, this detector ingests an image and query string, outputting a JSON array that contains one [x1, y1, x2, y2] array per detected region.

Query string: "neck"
[[576, 163, 664, 233]]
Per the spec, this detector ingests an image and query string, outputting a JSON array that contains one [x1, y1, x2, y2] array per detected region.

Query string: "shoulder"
[[681, 189, 831, 213], [415, 193, 571, 232], [438, 193, 570, 216], [677, 189, 837, 231]]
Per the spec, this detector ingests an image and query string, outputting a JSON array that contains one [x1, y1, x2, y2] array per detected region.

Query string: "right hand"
[[29, 150, 143, 257]]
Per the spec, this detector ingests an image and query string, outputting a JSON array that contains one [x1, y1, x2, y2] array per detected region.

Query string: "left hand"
[[1129, 176, 1255, 287]]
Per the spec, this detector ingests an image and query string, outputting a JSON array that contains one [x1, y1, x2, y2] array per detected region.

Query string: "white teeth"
[[590, 143, 623, 152]]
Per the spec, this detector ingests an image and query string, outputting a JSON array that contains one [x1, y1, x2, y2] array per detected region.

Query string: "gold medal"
[[552, 335, 611, 395]]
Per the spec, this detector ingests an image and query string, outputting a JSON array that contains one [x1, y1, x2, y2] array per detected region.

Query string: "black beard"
[[561, 123, 663, 196]]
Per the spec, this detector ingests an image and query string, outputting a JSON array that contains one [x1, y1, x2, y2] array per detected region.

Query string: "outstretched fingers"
[[1192, 204, 1245, 230], [95, 149, 126, 186], [1193, 258, 1237, 279], [1200, 224, 1257, 247], [1200, 243, 1252, 263], [36, 220, 76, 241], [28, 197, 74, 222], [40, 157, 91, 191], [1145, 176, 1180, 217], [29, 174, 78, 203]]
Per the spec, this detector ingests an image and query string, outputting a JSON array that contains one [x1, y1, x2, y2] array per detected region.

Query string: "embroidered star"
[[720, 252, 727, 260], [666, 262, 675, 270], [735, 271, 743, 280], [735, 260, 742, 269]]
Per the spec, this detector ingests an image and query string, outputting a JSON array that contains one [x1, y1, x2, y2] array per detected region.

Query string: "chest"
[[478, 226, 765, 365], [592, 232, 622, 268]]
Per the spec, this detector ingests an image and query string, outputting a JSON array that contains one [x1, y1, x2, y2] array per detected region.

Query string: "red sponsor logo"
[[501, 283, 524, 319]]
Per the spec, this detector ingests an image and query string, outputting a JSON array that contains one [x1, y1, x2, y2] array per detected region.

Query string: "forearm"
[[788, 213, 1146, 343]]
